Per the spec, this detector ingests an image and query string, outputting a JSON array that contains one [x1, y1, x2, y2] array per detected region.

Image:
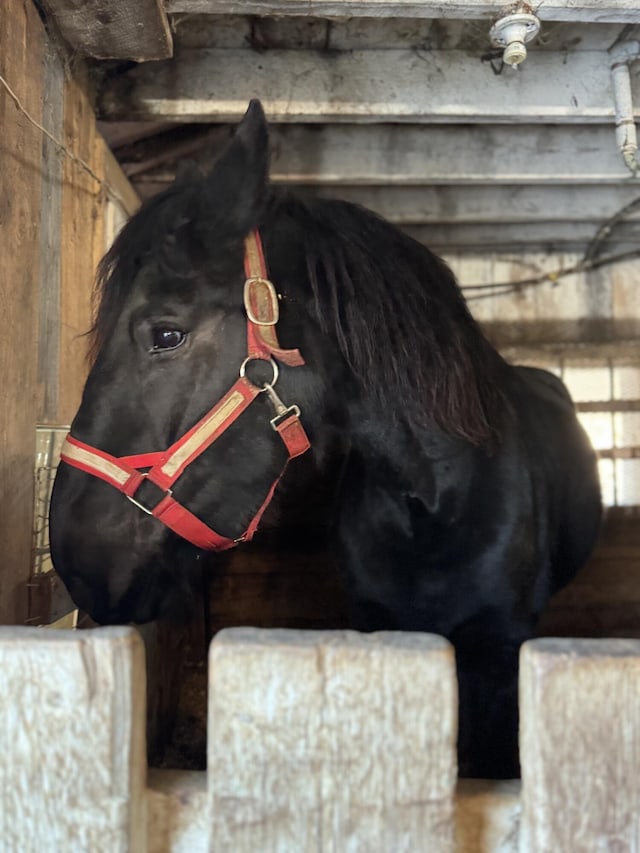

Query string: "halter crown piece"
[[60, 231, 311, 551]]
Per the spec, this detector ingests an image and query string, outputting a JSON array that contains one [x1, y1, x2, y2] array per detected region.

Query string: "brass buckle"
[[244, 277, 280, 326]]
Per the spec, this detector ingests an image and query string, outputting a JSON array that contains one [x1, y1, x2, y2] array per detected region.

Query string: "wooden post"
[[520, 638, 640, 852], [0, 627, 147, 852], [455, 780, 521, 853], [147, 769, 208, 853], [207, 628, 457, 853]]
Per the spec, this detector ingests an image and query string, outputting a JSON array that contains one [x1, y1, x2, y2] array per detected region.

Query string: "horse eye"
[[151, 328, 186, 352]]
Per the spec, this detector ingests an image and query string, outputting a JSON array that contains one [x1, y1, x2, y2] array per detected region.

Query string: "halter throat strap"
[[60, 230, 310, 551]]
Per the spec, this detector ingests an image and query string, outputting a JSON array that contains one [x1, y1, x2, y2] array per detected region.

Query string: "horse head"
[[50, 99, 505, 626], [49, 102, 339, 624]]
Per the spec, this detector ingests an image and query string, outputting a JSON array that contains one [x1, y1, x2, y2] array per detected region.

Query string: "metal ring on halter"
[[239, 356, 279, 390]]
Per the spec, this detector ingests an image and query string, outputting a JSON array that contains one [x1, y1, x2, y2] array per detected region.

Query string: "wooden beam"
[[59, 69, 105, 424], [294, 184, 640, 225], [99, 48, 639, 123], [403, 221, 640, 251], [273, 124, 628, 185], [519, 639, 640, 852], [145, 772, 525, 852], [122, 123, 629, 185], [1, 0, 46, 625], [41, 0, 172, 61], [164, 0, 640, 25], [127, 180, 640, 250], [127, 181, 639, 239], [37, 42, 64, 424]]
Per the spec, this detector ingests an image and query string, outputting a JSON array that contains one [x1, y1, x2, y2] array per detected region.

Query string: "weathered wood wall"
[[446, 253, 639, 348], [539, 512, 640, 639], [209, 514, 640, 645], [0, 0, 135, 625]]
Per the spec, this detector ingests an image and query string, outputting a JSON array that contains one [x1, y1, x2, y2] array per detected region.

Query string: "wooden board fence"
[[1, 626, 639, 852]]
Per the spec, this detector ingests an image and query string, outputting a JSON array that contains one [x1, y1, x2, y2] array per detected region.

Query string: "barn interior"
[[2, 0, 640, 771]]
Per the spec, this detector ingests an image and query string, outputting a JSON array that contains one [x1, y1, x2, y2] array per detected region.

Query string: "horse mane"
[[266, 191, 506, 446], [91, 176, 505, 447]]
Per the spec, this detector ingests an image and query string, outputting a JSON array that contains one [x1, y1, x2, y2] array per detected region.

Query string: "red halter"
[[60, 231, 310, 551]]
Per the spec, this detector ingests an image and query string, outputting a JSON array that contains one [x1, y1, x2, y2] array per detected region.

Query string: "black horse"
[[50, 101, 601, 778]]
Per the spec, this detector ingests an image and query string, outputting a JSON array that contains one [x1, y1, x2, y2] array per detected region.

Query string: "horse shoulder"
[[505, 363, 602, 589]]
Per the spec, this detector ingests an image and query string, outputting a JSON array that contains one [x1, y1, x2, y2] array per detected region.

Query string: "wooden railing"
[[1, 627, 639, 852]]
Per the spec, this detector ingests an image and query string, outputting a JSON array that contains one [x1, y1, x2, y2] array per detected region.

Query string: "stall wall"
[[0, 0, 136, 624], [445, 252, 638, 347]]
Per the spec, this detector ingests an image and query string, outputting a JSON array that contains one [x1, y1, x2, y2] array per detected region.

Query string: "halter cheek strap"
[[59, 230, 311, 551], [243, 231, 305, 367]]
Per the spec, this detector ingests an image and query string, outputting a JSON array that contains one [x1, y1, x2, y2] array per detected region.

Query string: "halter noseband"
[[60, 231, 310, 551]]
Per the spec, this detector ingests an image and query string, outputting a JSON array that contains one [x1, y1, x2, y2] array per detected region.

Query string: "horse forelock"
[[266, 193, 506, 447], [90, 182, 203, 362]]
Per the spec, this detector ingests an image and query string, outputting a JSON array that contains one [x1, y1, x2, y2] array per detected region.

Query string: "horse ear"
[[197, 99, 270, 238]]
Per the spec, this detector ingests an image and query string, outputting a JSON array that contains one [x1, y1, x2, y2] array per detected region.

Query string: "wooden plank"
[[126, 123, 630, 186], [25, 569, 76, 625], [37, 41, 65, 424], [442, 249, 636, 338], [147, 770, 208, 853], [103, 144, 141, 219], [208, 546, 348, 633], [455, 780, 521, 853], [519, 638, 640, 853], [611, 252, 640, 330], [103, 143, 141, 254], [299, 184, 640, 225], [99, 48, 639, 123], [538, 602, 640, 639], [145, 16, 629, 54], [208, 628, 457, 852], [132, 183, 640, 232], [0, 0, 46, 624], [59, 69, 105, 424], [476, 317, 640, 347], [403, 221, 640, 253], [499, 341, 640, 365], [538, 545, 640, 638], [165, 0, 640, 25], [41, 0, 172, 61], [0, 626, 147, 850], [148, 773, 523, 852]]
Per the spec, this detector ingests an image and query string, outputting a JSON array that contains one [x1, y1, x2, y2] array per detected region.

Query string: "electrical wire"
[[0, 70, 129, 211], [462, 191, 640, 301], [463, 248, 640, 301]]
